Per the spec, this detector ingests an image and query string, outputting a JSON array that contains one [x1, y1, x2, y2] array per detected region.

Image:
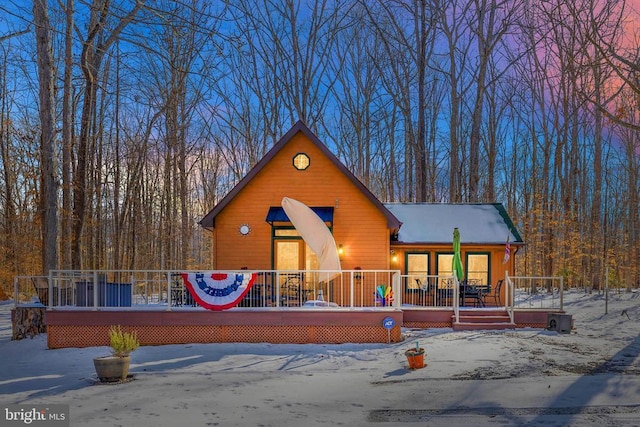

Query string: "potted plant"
[[93, 325, 139, 382], [404, 343, 426, 369]]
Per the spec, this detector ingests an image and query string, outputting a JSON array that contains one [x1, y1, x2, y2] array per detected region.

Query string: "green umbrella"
[[452, 228, 464, 281]]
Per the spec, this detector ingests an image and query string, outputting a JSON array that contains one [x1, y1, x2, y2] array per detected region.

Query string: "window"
[[466, 253, 490, 286], [406, 253, 429, 290], [274, 228, 300, 237], [293, 153, 310, 170], [272, 226, 322, 272], [436, 253, 454, 288]]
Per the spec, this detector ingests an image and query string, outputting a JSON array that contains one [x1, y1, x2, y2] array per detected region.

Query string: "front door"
[[275, 240, 303, 271], [274, 236, 320, 304], [274, 239, 304, 306]]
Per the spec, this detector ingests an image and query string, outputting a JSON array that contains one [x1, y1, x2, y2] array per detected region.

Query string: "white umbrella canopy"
[[281, 197, 341, 283]]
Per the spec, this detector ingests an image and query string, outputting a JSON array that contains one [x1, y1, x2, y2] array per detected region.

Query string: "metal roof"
[[384, 203, 523, 245]]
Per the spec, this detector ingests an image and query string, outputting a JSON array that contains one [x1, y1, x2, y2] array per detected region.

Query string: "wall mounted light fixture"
[[338, 244, 344, 256], [390, 250, 398, 263]]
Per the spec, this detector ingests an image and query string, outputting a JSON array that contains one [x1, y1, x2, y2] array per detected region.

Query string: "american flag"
[[503, 236, 511, 264]]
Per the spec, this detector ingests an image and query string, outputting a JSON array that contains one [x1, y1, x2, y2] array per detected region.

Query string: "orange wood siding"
[[212, 131, 390, 270], [392, 244, 514, 303]]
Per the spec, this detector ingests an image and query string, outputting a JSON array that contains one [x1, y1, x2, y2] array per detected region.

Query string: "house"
[[41, 121, 541, 349], [199, 121, 523, 301]]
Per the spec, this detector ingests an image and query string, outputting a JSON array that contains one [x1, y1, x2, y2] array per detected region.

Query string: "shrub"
[[108, 325, 139, 357]]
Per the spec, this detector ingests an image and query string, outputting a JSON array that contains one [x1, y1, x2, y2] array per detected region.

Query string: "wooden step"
[[453, 321, 516, 331], [452, 309, 516, 331], [457, 315, 511, 323], [457, 309, 506, 315]]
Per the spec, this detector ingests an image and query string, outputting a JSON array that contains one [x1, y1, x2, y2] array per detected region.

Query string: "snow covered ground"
[[1, 289, 639, 426]]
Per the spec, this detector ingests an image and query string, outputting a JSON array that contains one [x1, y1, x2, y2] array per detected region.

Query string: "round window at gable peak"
[[293, 153, 310, 170]]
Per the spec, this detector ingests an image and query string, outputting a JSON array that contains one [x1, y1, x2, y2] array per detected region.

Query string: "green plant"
[[108, 325, 139, 357]]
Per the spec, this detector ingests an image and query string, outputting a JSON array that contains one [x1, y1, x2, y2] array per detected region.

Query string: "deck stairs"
[[452, 309, 516, 331]]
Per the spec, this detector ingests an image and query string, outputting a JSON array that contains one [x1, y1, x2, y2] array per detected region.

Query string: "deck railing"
[[13, 270, 564, 314], [507, 274, 564, 311], [400, 274, 463, 321], [399, 274, 457, 307], [399, 272, 563, 317], [13, 269, 401, 310]]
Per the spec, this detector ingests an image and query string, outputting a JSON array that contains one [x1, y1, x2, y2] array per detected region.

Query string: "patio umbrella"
[[281, 197, 341, 283], [452, 227, 464, 282]]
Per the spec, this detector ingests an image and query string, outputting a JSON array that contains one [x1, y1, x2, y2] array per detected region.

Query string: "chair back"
[[489, 279, 504, 306], [32, 277, 49, 289]]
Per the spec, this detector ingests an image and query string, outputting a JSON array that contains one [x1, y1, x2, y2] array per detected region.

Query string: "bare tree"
[[432, 0, 473, 202], [0, 44, 18, 283], [72, 0, 142, 269], [330, 5, 377, 188], [361, 0, 438, 202], [580, 0, 640, 132], [467, 0, 517, 202], [33, 0, 58, 274], [60, 0, 74, 270]]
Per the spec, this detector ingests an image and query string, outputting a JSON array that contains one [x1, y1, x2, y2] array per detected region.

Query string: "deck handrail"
[[13, 269, 402, 310], [507, 274, 564, 310], [453, 273, 460, 323]]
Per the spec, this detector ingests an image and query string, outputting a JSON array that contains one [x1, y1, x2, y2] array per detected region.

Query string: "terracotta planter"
[[405, 348, 425, 369], [93, 355, 130, 382]]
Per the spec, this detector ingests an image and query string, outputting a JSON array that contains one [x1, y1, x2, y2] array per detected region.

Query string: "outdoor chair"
[[279, 274, 304, 306], [486, 279, 503, 306], [171, 281, 195, 306], [459, 281, 484, 307], [414, 278, 433, 292]]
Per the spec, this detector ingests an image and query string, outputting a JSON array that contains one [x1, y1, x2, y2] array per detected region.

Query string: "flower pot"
[[93, 355, 130, 382], [405, 348, 425, 369]]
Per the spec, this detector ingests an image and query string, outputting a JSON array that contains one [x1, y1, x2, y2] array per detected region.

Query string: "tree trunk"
[[12, 307, 47, 340], [61, 0, 74, 270], [71, 0, 142, 269], [33, 0, 58, 274]]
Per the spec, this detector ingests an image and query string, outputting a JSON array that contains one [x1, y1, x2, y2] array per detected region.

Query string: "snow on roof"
[[384, 203, 523, 245]]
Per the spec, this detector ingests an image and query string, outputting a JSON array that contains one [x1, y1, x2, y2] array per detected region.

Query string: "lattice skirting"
[[516, 322, 547, 329], [403, 321, 452, 329], [47, 324, 402, 349]]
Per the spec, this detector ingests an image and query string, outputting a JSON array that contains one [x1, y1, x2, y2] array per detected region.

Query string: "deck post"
[[167, 273, 173, 311], [349, 271, 354, 308], [92, 271, 98, 311], [13, 276, 18, 309], [392, 272, 401, 307]]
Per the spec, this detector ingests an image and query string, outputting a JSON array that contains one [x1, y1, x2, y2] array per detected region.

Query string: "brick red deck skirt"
[[402, 309, 551, 329], [45, 309, 404, 349], [44, 308, 554, 349]]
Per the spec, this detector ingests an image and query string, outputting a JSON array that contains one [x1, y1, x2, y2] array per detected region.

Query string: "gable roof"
[[199, 121, 402, 230], [384, 203, 523, 245]]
